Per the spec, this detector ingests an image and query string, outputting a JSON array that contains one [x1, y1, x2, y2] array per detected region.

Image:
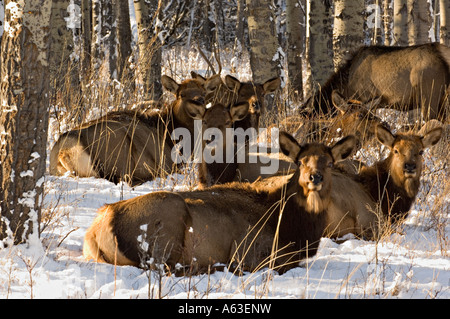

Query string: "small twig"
[[57, 227, 80, 247]]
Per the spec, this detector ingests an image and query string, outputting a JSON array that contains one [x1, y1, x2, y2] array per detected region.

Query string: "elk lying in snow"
[[50, 75, 217, 186], [192, 72, 281, 131], [83, 131, 357, 274], [356, 123, 443, 224], [285, 91, 388, 147], [198, 103, 295, 188], [307, 43, 450, 120]]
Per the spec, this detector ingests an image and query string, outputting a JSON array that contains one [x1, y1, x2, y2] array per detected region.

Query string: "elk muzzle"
[[403, 162, 417, 177], [308, 172, 324, 191]]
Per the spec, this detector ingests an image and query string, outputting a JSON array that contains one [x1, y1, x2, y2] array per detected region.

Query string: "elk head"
[[161, 75, 208, 128], [191, 72, 227, 105], [224, 75, 281, 130], [375, 124, 442, 197], [201, 103, 249, 154], [279, 132, 357, 214], [329, 90, 389, 147]]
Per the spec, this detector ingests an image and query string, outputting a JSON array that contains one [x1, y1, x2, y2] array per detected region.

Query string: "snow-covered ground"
[[0, 142, 448, 299]]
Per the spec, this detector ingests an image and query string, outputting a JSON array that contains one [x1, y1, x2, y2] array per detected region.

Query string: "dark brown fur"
[[290, 91, 389, 147], [50, 75, 216, 186], [192, 72, 281, 130], [308, 43, 450, 120], [198, 103, 247, 187], [198, 103, 295, 188], [83, 132, 356, 274], [357, 123, 442, 224]]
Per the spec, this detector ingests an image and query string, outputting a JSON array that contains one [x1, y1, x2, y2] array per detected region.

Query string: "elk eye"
[[419, 150, 424, 156], [394, 149, 399, 154]]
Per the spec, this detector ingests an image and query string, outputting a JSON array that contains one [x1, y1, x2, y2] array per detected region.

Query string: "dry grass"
[[42, 44, 450, 299]]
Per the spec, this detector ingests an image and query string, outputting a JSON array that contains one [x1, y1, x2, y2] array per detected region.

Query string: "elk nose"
[[251, 101, 261, 112], [404, 163, 416, 173], [309, 173, 323, 185], [193, 96, 205, 105]]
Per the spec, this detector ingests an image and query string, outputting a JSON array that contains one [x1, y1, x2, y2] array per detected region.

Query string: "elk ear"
[[225, 75, 242, 92], [263, 77, 281, 94], [230, 102, 249, 122], [330, 135, 357, 163], [161, 75, 179, 95], [375, 124, 395, 148], [191, 71, 206, 81], [279, 131, 302, 162], [421, 127, 442, 148], [205, 74, 223, 93], [331, 90, 348, 114]]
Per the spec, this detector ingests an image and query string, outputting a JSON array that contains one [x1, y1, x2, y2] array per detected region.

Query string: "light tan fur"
[[50, 75, 216, 186], [83, 132, 356, 274]]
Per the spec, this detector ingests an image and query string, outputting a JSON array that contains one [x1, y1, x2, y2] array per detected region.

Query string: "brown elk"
[[83, 131, 357, 274], [192, 72, 281, 131], [198, 103, 295, 188], [50, 75, 215, 186], [308, 43, 450, 120], [357, 123, 443, 224], [288, 90, 387, 145]]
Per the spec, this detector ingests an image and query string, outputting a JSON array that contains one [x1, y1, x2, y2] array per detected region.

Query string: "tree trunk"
[[80, 0, 91, 121], [306, 0, 334, 91], [286, 0, 304, 102], [245, 0, 280, 84], [49, 0, 76, 91], [440, 0, 450, 45], [333, 0, 365, 69], [232, 0, 247, 73], [0, 0, 52, 245], [91, 0, 102, 74], [200, 0, 213, 53], [50, 0, 81, 124], [366, 0, 383, 45], [115, 0, 132, 81], [383, 0, 393, 45], [102, 0, 117, 80], [407, 0, 430, 45], [393, 0, 408, 45], [133, 0, 162, 101]]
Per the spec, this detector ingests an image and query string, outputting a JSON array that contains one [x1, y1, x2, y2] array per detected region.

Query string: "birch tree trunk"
[[115, 0, 132, 81], [134, 0, 162, 101], [440, 0, 450, 45], [80, 0, 91, 83], [49, 0, 76, 91], [333, 0, 365, 69], [393, 0, 408, 45], [407, 0, 430, 45], [0, 0, 52, 245], [102, 0, 117, 80], [286, 0, 304, 102], [383, 0, 393, 45], [245, 0, 280, 84], [91, 0, 102, 74], [306, 0, 333, 91]]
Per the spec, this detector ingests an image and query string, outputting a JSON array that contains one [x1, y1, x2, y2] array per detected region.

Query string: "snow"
[[0, 2, 448, 298], [0, 150, 448, 299]]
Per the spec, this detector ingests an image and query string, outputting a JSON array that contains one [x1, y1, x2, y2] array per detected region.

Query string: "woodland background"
[[0, 0, 449, 247]]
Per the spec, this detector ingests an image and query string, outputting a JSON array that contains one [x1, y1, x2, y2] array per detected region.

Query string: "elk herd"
[[50, 43, 448, 275]]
